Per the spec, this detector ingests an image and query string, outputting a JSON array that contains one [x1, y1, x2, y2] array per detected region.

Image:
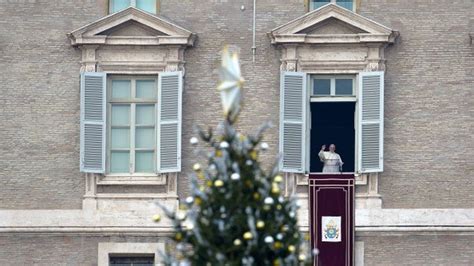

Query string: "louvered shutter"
[[358, 71, 384, 173], [157, 71, 183, 173], [80, 72, 106, 173], [279, 72, 307, 173]]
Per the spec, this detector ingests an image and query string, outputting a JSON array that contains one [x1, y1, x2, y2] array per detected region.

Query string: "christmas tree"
[[154, 47, 313, 265]]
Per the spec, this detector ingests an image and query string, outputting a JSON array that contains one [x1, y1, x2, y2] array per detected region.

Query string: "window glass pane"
[[111, 128, 130, 149], [336, 0, 354, 10], [313, 79, 331, 95], [136, 127, 154, 148], [311, 0, 331, 10], [136, 0, 157, 14], [136, 80, 156, 99], [110, 151, 130, 173], [110, 0, 131, 13], [136, 104, 155, 125], [335, 79, 353, 95], [135, 151, 154, 172], [111, 105, 130, 126], [112, 80, 131, 99]]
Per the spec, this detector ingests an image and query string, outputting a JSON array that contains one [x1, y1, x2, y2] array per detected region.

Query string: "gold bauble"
[[216, 150, 222, 157], [214, 179, 224, 187], [256, 220, 265, 229], [243, 232, 253, 240], [288, 245, 296, 252], [253, 192, 260, 200], [274, 241, 283, 249], [274, 175, 283, 183], [195, 197, 202, 205], [233, 239, 242, 246], [276, 204, 282, 210], [193, 163, 201, 171], [271, 184, 280, 194], [250, 150, 258, 160], [152, 214, 161, 222], [206, 180, 213, 187], [298, 254, 306, 261], [273, 259, 281, 266], [175, 232, 183, 241]]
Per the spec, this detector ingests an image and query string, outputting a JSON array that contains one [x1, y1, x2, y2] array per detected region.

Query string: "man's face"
[[329, 144, 336, 152]]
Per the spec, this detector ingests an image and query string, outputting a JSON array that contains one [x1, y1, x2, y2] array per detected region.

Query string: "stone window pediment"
[[67, 7, 196, 73], [68, 7, 195, 47], [269, 3, 398, 45]]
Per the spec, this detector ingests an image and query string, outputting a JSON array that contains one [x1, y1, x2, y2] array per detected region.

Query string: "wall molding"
[[1, 208, 473, 234]]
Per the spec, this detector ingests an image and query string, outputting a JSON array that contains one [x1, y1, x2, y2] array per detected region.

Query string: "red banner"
[[309, 174, 355, 266]]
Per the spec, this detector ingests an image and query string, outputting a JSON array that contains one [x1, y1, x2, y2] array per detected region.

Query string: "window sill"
[[299, 172, 367, 185], [98, 174, 167, 186]]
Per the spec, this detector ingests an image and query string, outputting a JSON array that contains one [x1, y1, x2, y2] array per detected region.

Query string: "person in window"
[[319, 144, 343, 173]]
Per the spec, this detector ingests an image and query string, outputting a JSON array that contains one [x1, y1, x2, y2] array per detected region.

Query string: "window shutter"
[[157, 71, 183, 173], [80, 72, 106, 173], [279, 72, 307, 173], [358, 71, 384, 173]]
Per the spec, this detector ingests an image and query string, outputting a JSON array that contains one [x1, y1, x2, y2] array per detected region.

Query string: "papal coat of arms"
[[322, 216, 341, 242]]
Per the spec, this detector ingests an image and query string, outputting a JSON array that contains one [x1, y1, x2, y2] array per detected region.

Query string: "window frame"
[[106, 75, 158, 177], [307, 74, 358, 174], [109, 0, 160, 14], [307, 0, 356, 12], [310, 75, 356, 102], [98, 243, 163, 266]]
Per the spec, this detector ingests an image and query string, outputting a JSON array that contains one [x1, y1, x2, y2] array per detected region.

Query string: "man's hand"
[[321, 145, 326, 151]]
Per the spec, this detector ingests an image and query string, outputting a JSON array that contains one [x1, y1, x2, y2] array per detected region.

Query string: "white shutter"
[[358, 71, 384, 173], [157, 71, 183, 173], [80, 72, 106, 173], [279, 72, 307, 173]]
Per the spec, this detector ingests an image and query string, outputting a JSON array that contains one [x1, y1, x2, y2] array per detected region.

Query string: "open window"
[[272, 4, 396, 177], [309, 75, 356, 173]]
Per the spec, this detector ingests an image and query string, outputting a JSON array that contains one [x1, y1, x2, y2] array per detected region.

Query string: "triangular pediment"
[[68, 7, 195, 46], [297, 17, 368, 34], [99, 20, 169, 36], [269, 4, 397, 44]]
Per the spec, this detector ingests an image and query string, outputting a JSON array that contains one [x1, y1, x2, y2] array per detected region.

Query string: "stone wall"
[[359, 233, 474, 265], [0, 234, 160, 266]]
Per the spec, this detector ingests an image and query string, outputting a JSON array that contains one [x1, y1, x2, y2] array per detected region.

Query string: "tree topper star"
[[217, 47, 245, 120]]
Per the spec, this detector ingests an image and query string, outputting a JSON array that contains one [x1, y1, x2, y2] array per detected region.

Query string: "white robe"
[[318, 151, 343, 173]]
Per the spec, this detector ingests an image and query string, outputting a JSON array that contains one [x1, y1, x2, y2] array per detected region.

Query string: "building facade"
[[0, 0, 473, 265]]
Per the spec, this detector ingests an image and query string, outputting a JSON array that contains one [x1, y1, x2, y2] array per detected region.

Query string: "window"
[[312, 76, 355, 97], [279, 72, 384, 174], [109, 255, 154, 266], [80, 72, 183, 175], [309, 0, 355, 11], [108, 77, 157, 174], [110, 0, 157, 14], [310, 75, 356, 173], [97, 243, 163, 266]]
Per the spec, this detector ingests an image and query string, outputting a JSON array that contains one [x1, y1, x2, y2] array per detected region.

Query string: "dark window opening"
[[109, 254, 154, 266], [310, 102, 355, 173]]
